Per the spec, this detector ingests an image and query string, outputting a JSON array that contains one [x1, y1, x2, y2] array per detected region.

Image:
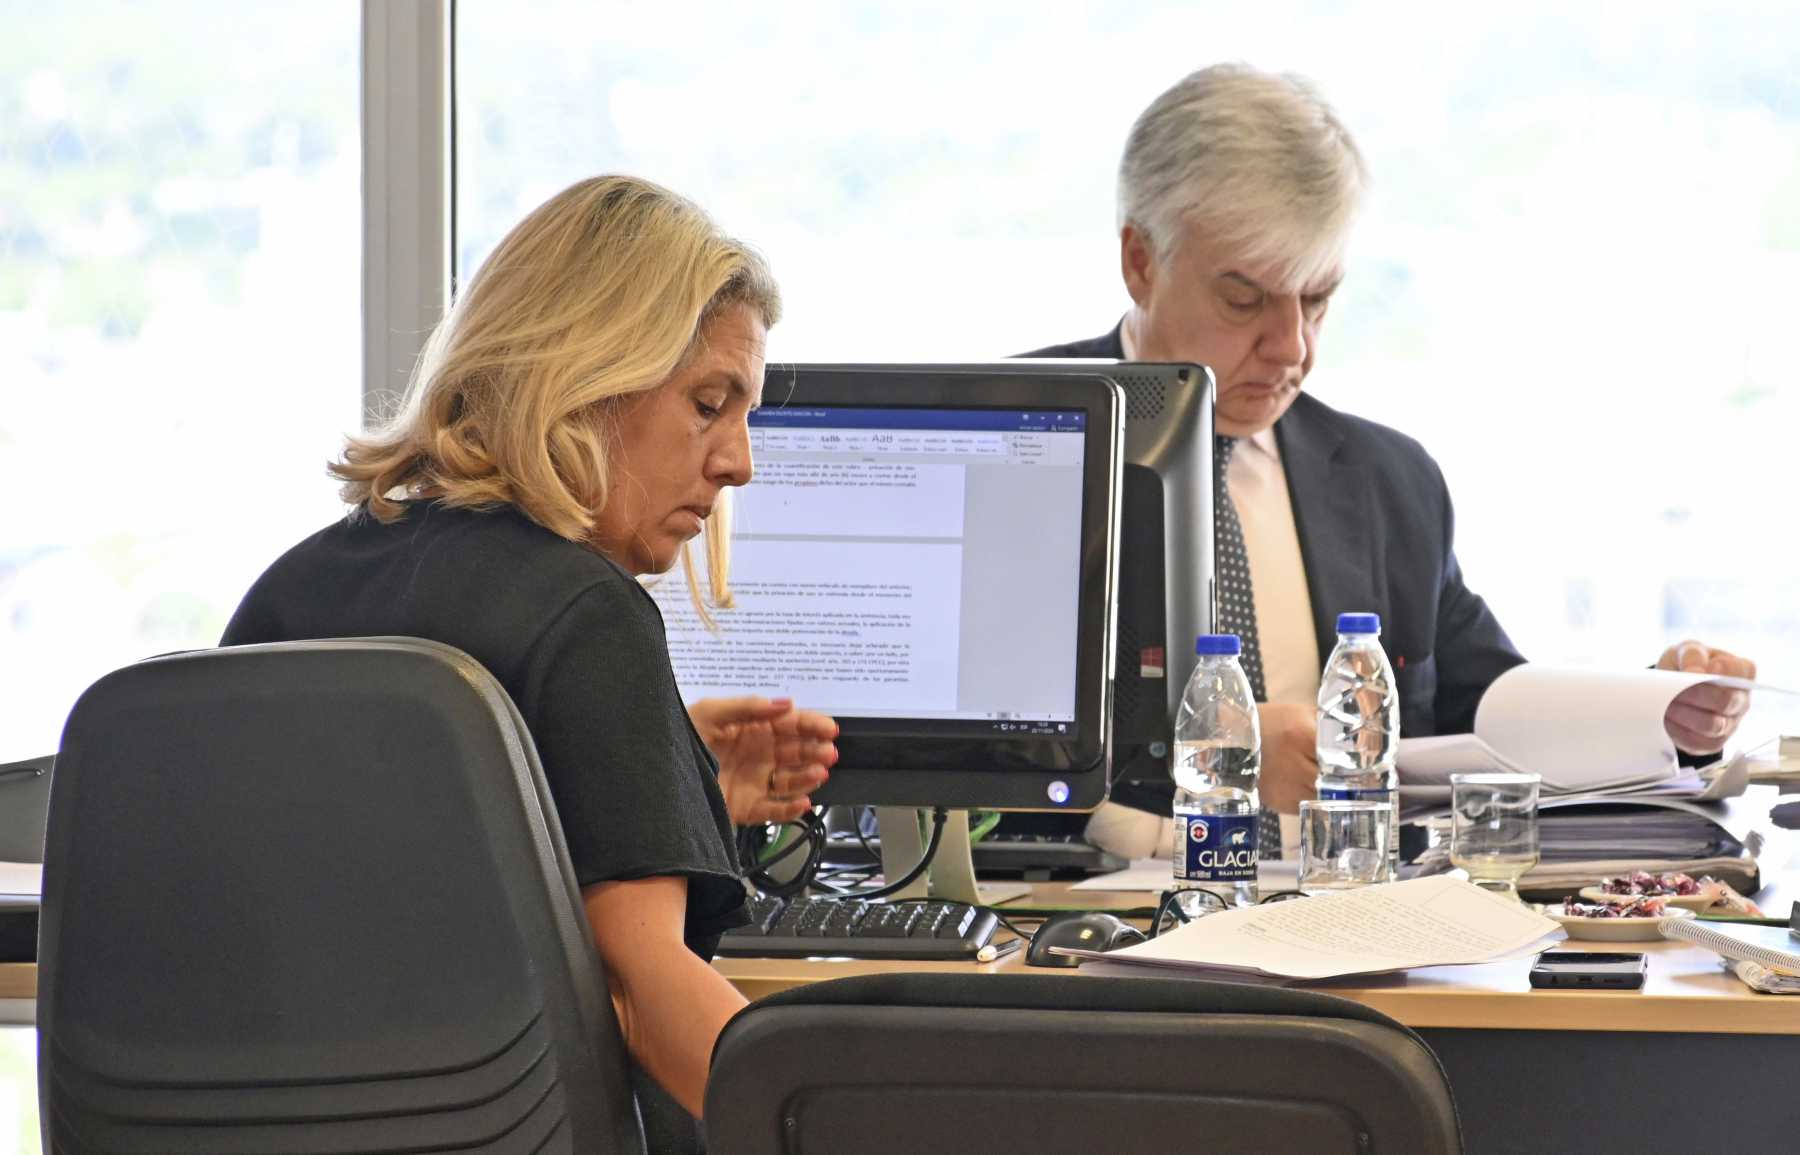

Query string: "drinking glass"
[[1298, 799, 1394, 895], [1450, 772, 1541, 901]]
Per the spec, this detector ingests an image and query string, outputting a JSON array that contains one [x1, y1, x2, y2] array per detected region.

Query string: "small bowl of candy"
[[1543, 896, 1696, 941], [1577, 872, 1722, 913]]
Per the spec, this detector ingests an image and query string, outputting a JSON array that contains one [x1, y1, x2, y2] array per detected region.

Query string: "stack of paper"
[[1410, 796, 1766, 893], [1740, 735, 1800, 786], [1535, 806, 1727, 859], [1397, 666, 1794, 892], [1055, 876, 1562, 980]]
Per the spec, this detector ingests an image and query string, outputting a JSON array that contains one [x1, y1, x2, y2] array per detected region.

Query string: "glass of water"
[[1298, 799, 1394, 895], [1450, 772, 1541, 901]]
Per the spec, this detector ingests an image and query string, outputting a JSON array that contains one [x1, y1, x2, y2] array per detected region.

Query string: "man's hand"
[[688, 696, 838, 825], [1658, 641, 1756, 756], [1256, 702, 1319, 814]]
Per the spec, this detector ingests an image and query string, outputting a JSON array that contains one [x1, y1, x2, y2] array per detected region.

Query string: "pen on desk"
[[977, 939, 1022, 963]]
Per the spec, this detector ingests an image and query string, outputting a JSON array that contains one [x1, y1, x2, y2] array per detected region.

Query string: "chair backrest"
[[706, 971, 1461, 1155], [39, 638, 646, 1154], [0, 754, 53, 862]]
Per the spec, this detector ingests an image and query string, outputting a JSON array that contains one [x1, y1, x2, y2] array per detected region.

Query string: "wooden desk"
[[718, 889, 1800, 1034], [720, 898, 1800, 1155], [1, 965, 38, 1001], [14, 908, 1775, 1028], [9, 793, 1797, 1151], [717, 794, 1800, 1155], [721, 787, 1800, 1033]]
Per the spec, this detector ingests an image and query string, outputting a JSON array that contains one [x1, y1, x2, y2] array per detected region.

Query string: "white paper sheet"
[[1060, 875, 1562, 980], [1398, 665, 1790, 794], [1393, 733, 1520, 780]]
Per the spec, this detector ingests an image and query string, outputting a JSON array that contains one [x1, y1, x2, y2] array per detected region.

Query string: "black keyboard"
[[717, 894, 1001, 960], [823, 832, 1127, 879]]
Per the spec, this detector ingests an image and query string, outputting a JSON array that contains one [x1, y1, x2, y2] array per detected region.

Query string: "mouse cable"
[[986, 908, 1042, 943], [815, 806, 949, 901]]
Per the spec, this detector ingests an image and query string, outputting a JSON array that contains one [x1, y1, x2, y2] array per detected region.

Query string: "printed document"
[[1058, 876, 1562, 980]]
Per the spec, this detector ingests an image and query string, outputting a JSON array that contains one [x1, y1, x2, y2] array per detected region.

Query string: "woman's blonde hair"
[[333, 174, 780, 611]]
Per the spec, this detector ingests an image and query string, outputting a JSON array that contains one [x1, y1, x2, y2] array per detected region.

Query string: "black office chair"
[[39, 638, 646, 1153], [706, 971, 1462, 1155]]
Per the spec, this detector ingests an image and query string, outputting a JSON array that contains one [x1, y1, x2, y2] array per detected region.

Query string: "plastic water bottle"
[[1171, 634, 1262, 910], [1315, 612, 1400, 880]]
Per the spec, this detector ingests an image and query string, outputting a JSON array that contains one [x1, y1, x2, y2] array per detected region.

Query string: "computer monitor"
[[651, 365, 1124, 900], [777, 360, 1218, 813], [1068, 360, 1216, 808]]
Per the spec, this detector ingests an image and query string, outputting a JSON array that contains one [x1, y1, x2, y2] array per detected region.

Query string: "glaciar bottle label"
[[1174, 812, 1259, 882]]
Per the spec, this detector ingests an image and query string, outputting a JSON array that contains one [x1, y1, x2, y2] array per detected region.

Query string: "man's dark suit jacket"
[[1027, 324, 1527, 740]]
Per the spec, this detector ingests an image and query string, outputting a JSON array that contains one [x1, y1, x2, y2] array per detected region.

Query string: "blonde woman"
[[222, 175, 836, 1146]]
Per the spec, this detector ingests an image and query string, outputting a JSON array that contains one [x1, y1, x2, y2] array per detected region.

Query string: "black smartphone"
[[1528, 950, 1647, 990]]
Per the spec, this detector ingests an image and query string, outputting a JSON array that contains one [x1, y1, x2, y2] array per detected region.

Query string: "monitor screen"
[[665, 404, 1086, 735], [831, 361, 1216, 801], [652, 367, 1122, 811], [712, 359, 1217, 820]]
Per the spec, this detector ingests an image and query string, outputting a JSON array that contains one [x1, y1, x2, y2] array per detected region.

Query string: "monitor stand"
[[873, 807, 1030, 906]]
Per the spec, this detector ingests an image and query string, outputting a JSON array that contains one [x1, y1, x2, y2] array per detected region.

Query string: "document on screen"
[[650, 403, 1086, 725], [659, 537, 963, 712], [735, 457, 969, 539]]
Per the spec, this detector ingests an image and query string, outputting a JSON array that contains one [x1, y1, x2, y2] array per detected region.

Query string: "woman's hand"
[[688, 696, 838, 825]]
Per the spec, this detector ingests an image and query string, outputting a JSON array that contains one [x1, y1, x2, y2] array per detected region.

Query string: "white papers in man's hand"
[[1056, 876, 1562, 980], [1397, 665, 1790, 796], [1393, 733, 1522, 781], [1478, 666, 1745, 791]]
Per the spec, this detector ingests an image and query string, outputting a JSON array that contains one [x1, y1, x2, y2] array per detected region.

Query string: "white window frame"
[[360, 0, 452, 425]]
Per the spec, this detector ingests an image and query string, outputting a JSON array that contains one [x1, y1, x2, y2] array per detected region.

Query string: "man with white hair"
[[1028, 63, 1755, 856]]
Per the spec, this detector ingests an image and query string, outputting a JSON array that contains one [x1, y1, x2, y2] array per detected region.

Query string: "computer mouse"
[[1024, 911, 1148, 968]]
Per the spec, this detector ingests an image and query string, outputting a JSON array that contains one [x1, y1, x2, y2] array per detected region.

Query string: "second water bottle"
[[1314, 612, 1399, 880]]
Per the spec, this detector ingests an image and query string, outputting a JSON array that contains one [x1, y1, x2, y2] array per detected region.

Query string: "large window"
[[0, 2, 360, 765], [456, 2, 1800, 684]]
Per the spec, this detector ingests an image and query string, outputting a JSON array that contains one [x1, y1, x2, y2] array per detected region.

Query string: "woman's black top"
[[220, 499, 748, 958]]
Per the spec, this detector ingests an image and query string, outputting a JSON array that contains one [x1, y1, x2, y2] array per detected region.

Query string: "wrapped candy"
[[1562, 896, 1667, 918]]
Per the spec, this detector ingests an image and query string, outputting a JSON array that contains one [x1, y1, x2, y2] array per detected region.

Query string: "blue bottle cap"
[[1195, 633, 1242, 656], [1336, 612, 1381, 635]]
